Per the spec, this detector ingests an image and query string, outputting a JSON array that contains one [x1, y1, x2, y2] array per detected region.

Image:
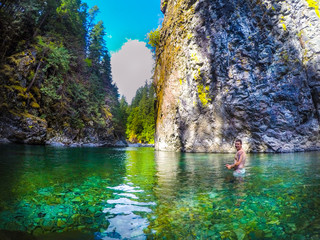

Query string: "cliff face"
[[155, 0, 320, 152]]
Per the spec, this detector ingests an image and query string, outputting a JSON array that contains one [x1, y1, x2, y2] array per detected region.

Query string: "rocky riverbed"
[[0, 176, 111, 238]]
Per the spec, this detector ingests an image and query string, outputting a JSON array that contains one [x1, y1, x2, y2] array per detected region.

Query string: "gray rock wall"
[[154, 0, 320, 152]]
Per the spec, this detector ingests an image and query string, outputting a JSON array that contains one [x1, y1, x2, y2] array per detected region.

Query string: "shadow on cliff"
[[188, 0, 320, 152]]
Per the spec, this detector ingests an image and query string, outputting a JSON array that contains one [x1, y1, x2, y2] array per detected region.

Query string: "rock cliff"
[[155, 0, 320, 152]]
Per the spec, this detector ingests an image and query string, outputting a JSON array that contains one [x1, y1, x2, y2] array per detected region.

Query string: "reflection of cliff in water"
[[154, 151, 251, 198]]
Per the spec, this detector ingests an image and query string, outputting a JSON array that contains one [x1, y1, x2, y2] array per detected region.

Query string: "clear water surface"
[[0, 144, 319, 239]]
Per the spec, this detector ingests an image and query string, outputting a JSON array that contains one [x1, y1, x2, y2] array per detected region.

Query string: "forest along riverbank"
[[0, 0, 155, 148], [0, 80, 155, 147]]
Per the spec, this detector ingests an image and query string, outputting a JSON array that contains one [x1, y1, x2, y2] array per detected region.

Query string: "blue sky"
[[83, 0, 163, 53], [83, 0, 163, 103]]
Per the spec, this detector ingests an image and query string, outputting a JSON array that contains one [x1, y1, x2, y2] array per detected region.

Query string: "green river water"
[[0, 144, 319, 239]]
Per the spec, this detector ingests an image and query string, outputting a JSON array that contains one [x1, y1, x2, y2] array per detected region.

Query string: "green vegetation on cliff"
[[0, 0, 123, 142], [147, 27, 160, 52]]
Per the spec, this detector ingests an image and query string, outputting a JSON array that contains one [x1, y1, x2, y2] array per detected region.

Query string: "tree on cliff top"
[[147, 27, 160, 55]]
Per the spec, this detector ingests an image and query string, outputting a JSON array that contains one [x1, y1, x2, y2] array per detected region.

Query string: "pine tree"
[[126, 82, 155, 143]]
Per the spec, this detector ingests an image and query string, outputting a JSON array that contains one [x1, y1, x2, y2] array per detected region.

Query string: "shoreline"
[[1, 138, 319, 153], [0, 138, 155, 148]]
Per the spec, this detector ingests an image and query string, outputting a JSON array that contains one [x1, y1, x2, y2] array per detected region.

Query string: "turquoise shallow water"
[[0, 144, 320, 239]]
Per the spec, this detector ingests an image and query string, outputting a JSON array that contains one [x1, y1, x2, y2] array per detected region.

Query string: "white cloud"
[[111, 39, 154, 103]]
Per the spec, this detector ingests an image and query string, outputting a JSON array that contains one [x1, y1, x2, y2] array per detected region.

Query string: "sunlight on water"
[[0, 144, 319, 239], [102, 183, 155, 239]]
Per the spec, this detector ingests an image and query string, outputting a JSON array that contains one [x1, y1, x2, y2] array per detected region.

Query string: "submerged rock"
[[154, 0, 320, 152]]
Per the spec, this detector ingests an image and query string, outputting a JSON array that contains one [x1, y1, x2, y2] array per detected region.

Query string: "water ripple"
[[101, 183, 155, 239]]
